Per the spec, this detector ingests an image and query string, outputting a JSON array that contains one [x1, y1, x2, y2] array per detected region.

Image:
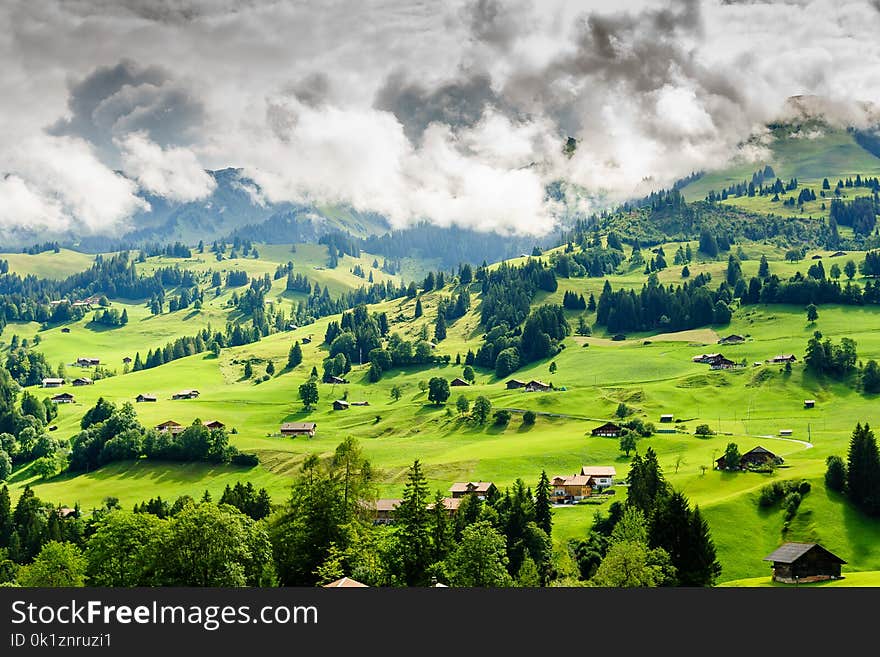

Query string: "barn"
[[763, 543, 846, 583]]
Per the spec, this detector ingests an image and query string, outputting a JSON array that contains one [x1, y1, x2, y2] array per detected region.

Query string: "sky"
[[2, 0, 880, 238]]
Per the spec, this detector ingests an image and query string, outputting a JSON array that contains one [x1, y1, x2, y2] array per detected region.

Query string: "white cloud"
[[117, 132, 216, 202]]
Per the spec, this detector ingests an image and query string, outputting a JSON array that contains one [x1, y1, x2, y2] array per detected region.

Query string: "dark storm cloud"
[[288, 72, 332, 108], [48, 59, 205, 165], [374, 70, 503, 143], [463, 0, 529, 51]]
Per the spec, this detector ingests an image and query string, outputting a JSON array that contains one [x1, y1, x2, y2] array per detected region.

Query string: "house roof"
[[42, 378, 65, 384], [137, 394, 158, 400], [323, 577, 368, 588], [763, 542, 846, 565], [506, 379, 526, 385], [449, 481, 495, 494], [333, 399, 350, 406], [527, 380, 550, 387], [592, 422, 622, 432], [450, 378, 469, 385], [553, 474, 591, 486], [374, 499, 401, 512], [72, 377, 93, 383], [580, 466, 617, 477], [51, 392, 74, 399], [175, 389, 199, 395], [281, 422, 317, 431], [156, 420, 182, 428], [203, 420, 225, 427]]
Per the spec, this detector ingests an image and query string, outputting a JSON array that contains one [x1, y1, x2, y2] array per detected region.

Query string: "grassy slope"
[[6, 241, 880, 583], [0, 249, 100, 279]]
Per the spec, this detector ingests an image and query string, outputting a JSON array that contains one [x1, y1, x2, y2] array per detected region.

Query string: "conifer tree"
[[534, 471, 552, 537], [393, 460, 433, 586]]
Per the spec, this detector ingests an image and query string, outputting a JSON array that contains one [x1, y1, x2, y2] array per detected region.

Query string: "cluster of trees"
[[704, 166, 776, 202], [68, 399, 255, 472], [142, 242, 192, 258], [804, 331, 858, 379], [4, 347, 59, 387], [562, 290, 587, 310], [595, 273, 730, 333], [570, 448, 721, 587], [476, 304, 570, 378], [21, 241, 62, 255], [90, 308, 128, 327], [825, 422, 880, 517]]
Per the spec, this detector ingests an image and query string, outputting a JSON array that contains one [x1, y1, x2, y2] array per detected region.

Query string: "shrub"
[[522, 410, 536, 426], [493, 410, 512, 426], [231, 453, 259, 467], [694, 424, 715, 437]]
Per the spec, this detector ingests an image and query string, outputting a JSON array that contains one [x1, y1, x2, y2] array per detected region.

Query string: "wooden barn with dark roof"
[[763, 543, 846, 583]]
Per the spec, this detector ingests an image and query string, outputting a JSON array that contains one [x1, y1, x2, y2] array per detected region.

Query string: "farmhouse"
[[779, 429, 793, 436], [42, 378, 65, 388], [580, 466, 617, 489], [61, 327, 71, 333], [505, 379, 527, 389], [660, 414, 674, 423], [76, 357, 100, 367], [710, 357, 737, 370], [373, 499, 400, 524], [50, 392, 75, 404], [333, 399, 350, 410], [769, 354, 797, 363], [203, 420, 225, 430], [692, 353, 722, 364], [718, 334, 745, 345], [591, 422, 623, 437], [123, 357, 132, 364], [156, 420, 184, 435], [450, 377, 470, 386], [136, 394, 158, 403], [763, 543, 846, 583], [550, 475, 592, 504], [716, 446, 784, 470], [172, 389, 200, 400], [325, 375, 348, 384], [830, 251, 847, 257], [280, 422, 317, 437], [72, 377, 93, 386], [525, 380, 551, 392], [351, 401, 370, 406], [449, 481, 497, 500], [804, 399, 815, 409], [323, 577, 368, 588]]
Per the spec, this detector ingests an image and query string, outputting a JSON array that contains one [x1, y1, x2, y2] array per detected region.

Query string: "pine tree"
[[288, 341, 303, 369], [243, 362, 253, 378], [0, 485, 12, 548], [846, 422, 880, 515], [414, 298, 423, 319], [430, 490, 453, 564], [393, 460, 433, 585], [534, 471, 552, 537], [434, 312, 446, 342]]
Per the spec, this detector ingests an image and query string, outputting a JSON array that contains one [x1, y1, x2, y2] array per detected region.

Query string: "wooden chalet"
[[325, 375, 348, 384], [710, 357, 737, 370], [450, 377, 470, 387], [50, 392, 75, 404], [716, 445, 784, 470], [350, 401, 370, 406], [123, 357, 132, 364], [505, 379, 527, 389], [449, 481, 497, 500], [804, 399, 815, 409], [203, 420, 225, 430], [76, 357, 100, 367], [591, 422, 623, 438], [718, 334, 745, 345], [830, 251, 847, 257], [550, 475, 592, 504], [172, 389, 200, 400], [580, 466, 617, 489], [659, 414, 674, 423], [763, 543, 845, 583], [323, 577, 368, 588], [373, 499, 401, 524], [156, 420, 185, 435], [136, 394, 158, 403], [60, 327, 71, 333], [692, 353, 722, 364], [72, 377, 94, 386], [525, 380, 551, 392], [42, 378, 65, 388], [280, 422, 317, 437], [769, 354, 797, 364], [333, 399, 350, 410]]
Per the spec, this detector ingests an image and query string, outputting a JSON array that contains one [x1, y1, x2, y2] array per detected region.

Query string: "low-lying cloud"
[[3, 0, 880, 240]]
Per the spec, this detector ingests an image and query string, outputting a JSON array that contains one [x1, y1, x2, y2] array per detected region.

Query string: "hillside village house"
[[333, 399, 350, 410], [172, 389, 200, 400], [325, 375, 348, 384], [659, 414, 674, 423], [72, 377, 93, 386], [716, 446, 784, 470], [76, 357, 100, 367], [449, 481, 497, 500], [692, 353, 722, 364], [370, 497, 460, 525], [505, 379, 527, 389], [136, 394, 158, 403], [203, 420, 225, 430], [580, 466, 617, 489], [718, 334, 745, 345], [763, 543, 846, 583], [550, 475, 592, 504], [323, 577, 368, 588], [123, 356, 132, 364], [280, 422, 317, 437], [804, 399, 816, 409], [710, 357, 737, 370], [156, 420, 185, 435], [525, 380, 551, 392], [769, 354, 797, 364], [450, 377, 470, 386], [591, 422, 623, 438], [60, 327, 71, 333], [50, 392, 75, 404], [42, 378, 65, 388]]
